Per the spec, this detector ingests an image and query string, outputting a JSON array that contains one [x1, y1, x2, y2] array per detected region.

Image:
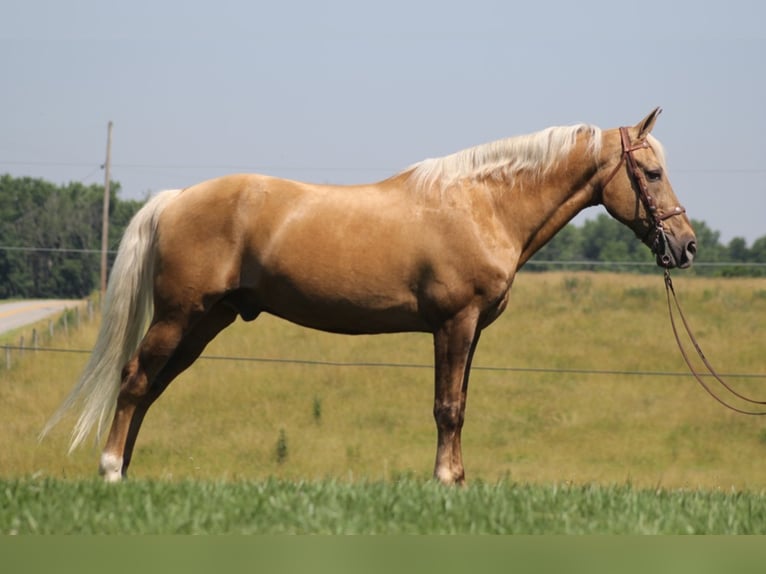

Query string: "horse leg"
[[448, 331, 481, 482], [121, 303, 239, 478], [99, 303, 238, 481], [98, 319, 183, 481], [432, 310, 481, 485]]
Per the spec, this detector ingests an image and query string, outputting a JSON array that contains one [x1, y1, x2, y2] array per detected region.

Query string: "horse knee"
[[118, 358, 150, 403], [118, 322, 184, 402], [433, 402, 463, 432]]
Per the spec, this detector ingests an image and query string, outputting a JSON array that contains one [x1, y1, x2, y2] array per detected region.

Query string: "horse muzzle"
[[655, 228, 697, 269]]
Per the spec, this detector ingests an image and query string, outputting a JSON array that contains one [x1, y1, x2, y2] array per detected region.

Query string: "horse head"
[[600, 108, 697, 269]]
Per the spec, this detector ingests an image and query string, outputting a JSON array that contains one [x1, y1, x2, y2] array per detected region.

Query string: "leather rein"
[[663, 271, 766, 415], [607, 127, 766, 415]]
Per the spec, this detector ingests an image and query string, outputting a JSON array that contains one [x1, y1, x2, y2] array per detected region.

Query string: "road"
[[0, 299, 85, 336]]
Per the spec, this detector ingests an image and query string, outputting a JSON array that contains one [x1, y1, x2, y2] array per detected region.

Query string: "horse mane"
[[647, 134, 667, 169], [403, 124, 603, 193]]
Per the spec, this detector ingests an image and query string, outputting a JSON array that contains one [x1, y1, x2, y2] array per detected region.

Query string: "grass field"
[[3, 477, 766, 534], [1, 272, 766, 533]]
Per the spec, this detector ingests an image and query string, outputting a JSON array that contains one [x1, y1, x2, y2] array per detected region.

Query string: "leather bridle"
[[605, 127, 766, 415], [602, 127, 686, 267]]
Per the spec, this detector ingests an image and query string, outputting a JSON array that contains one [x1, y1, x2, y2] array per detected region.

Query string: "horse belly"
[[255, 272, 428, 334]]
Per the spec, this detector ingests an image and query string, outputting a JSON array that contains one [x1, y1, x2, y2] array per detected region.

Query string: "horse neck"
[[488, 149, 601, 266]]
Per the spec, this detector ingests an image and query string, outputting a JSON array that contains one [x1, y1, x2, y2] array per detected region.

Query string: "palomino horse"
[[43, 108, 696, 484]]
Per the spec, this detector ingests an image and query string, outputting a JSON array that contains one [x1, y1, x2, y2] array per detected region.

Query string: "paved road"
[[0, 299, 85, 336]]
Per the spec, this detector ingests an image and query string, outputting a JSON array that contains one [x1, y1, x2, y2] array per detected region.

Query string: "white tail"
[[40, 189, 182, 451]]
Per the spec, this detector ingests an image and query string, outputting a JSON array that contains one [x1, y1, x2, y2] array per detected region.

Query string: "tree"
[[529, 223, 585, 270], [0, 175, 142, 298], [688, 219, 726, 264], [749, 236, 766, 262], [728, 237, 749, 262], [529, 214, 765, 277]]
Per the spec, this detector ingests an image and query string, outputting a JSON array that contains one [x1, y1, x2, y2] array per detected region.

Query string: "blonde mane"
[[404, 124, 602, 192], [647, 134, 667, 169]]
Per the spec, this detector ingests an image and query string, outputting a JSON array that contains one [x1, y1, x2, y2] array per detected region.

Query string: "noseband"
[[602, 127, 686, 267]]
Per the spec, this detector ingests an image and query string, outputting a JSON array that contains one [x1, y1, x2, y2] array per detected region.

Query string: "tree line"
[[0, 174, 764, 299], [0, 175, 142, 298], [530, 212, 766, 276]]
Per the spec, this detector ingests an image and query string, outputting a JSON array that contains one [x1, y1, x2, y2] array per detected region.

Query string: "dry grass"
[[2, 272, 765, 490]]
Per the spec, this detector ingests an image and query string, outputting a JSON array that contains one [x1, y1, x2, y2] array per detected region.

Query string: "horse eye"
[[645, 169, 663, 182]]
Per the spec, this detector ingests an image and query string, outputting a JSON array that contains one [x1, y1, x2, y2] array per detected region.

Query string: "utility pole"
[[100, 121, 113, 303]]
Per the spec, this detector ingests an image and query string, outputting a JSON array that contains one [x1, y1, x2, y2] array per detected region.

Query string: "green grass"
[[3, 477, 766, 534]]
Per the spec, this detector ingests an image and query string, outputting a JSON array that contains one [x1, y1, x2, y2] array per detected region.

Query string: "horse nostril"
[[681, 240, 697, 268]]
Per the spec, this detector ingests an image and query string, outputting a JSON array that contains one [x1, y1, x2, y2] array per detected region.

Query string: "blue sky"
[[2, 0, 764, 243]]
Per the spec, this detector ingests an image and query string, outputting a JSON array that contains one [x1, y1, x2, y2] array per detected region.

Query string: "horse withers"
[[42, 108, 696, 484]]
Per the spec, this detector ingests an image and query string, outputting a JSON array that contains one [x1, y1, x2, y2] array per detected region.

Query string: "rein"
[[664, 270, 766, 415], [607, 126, 765, 415]]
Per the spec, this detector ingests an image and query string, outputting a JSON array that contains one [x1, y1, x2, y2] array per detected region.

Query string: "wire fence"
[[3, 342, 765, 380], [0, 246, 114, 255], [2, 244, 765, 268], [523, 260, 766, 268]]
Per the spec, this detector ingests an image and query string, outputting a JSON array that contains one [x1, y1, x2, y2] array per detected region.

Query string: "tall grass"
[[2, 272, 765, 490], [3, 477, 766, 534]]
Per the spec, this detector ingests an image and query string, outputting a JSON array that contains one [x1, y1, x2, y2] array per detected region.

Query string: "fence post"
[[62, 311, 68, 337], [87, 298, 93, 323], [32, 329, 38, 352], [5, 346, 9, 370], [19, 335, 24, 358], [49, 319, 54, 337], [75, 306, 81, 329]]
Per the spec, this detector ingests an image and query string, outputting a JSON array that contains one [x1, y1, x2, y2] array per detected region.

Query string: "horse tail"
[[40, 188, 182, 452]]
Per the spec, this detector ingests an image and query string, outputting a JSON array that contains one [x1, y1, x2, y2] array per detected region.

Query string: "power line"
[[3, 159, 766, 175], [0, 160, 397, 173]]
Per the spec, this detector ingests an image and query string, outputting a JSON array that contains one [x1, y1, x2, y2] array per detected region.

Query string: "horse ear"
[[634, 107, 662, 139]]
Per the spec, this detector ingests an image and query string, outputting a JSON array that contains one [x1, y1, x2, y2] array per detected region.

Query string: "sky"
[[2, 0, 765, 244]]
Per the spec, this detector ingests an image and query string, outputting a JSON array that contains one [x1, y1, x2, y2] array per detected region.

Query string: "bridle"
[[602, 127, 686, 268], [604, 128, 766, 415]]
